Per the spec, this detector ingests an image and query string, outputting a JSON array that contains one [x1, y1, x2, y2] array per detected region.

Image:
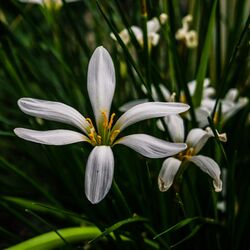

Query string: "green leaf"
[[89, 216, 149, 244], [6, 227, 101, 250], [193, 0, 217, 107]]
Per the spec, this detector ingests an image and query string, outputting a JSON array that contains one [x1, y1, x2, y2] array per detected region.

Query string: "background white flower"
[[175, 14, 198, 48], [158, 115, 223, 193], [110, 14, 167, 47]]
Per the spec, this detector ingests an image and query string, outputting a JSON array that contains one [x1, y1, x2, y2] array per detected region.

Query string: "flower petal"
[[131, 26, 143, 43], [85, 146, 114, 204], [14, 128, 88, 145], [149, 33, 160, 46], [119, 99, 148, 112], [87, 46, 115, 125], [186, 128, 214, 154], [115, 134, 186, 158], [224, 88, 238, 102], [18, 98, 89, 134], [147, 17, 160, 33], [158, 157, 181, 191], [163, 114, 185, 143], [113, 102, 189, 132], [221, 97, 248, 122], [189, 155, 222, 192]]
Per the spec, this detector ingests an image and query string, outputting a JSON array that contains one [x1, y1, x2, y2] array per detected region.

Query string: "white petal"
[[131, 26, 143, 44], [147, 17, 160, 33], [186, 128, 213, 154], [18, 98, 89, 133], [163, 114, 185, 143], [203, 87, 215, 98], [87, 46, 115, 126], [224, 88, 238, 102], [187, 80, 196, 96], [14, 128, 87, 145], [159, 84, 171, 101], [189, 155, 222, 192], [158, 157, 181, 191], [118, 29, 130, 45], [149, 33, 160, 46], [119, 99, 148, 112], [222, 97, 248, 122], [18, 0, 42, 4], [194, 107, 210, 128], [201, 98, 216, 112], [85, 146, 114, 204], [115, 134, 186, 158], [113, 102, 190, 132]]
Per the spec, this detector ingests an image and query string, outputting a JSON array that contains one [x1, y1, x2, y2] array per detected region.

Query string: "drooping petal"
[[163, 114, 185, 143], [14, 128, 88, 145], [85, 146, 114, 204], [115, 134, 186, 158], [189, 155, 222, 192], [87, 46, 115, 126], [158, 157, 181, 191], [186, 128, 214, 154], [18, 98, 89, 134], [113, 102, 189, 132]]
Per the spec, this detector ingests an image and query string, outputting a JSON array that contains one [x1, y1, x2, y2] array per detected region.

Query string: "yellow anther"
[[102, 111, 109, 128], [108, 113, 116, 129], [110, 129, 120, 144], [97, 135, 102, 144], [88, 128, 97, 145], [89, 134, 97, 145], [86, 118, 94, 128]]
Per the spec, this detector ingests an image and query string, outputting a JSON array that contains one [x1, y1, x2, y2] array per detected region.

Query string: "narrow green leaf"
[[193, 0, 217, 107], [89, 216, 149, 244], [153, 217, 218, 239]]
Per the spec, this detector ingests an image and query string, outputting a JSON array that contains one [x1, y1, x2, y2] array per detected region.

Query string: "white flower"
[[14, 46, 189, 204], [175, 14, 198, 48], [110, 14, 167, 47], [158, 115, 223, 192], [18, 0, 79, 8], [196, 88, 248, 126]]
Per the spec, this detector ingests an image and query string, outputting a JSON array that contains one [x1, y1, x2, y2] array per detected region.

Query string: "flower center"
[[177, 147, 194, 161], [86, 112, 120, 146]]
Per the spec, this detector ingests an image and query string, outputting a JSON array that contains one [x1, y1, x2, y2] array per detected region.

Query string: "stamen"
[[88, 128, 97, 145], [110, 129, 120, 144], [108, 113, 116, 129], [185, 147, 194, 159], [97, 135, 102, 144], [86, 118, 94, 128], [102, 111, 108, 128]]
